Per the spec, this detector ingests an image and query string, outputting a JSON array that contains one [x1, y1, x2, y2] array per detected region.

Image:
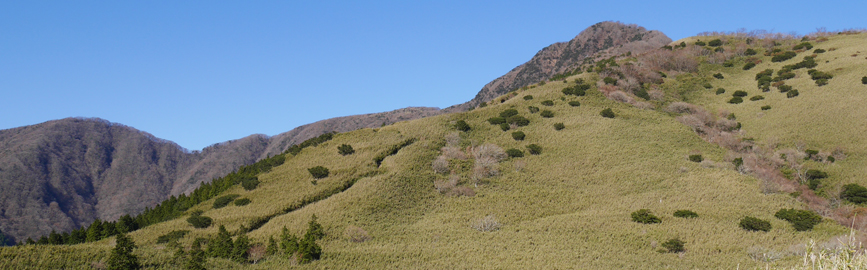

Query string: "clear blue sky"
[[2, 1, 863, 150]]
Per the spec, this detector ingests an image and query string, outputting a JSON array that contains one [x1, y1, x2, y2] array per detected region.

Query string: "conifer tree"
[[266, 236, 278, 256], [297, 234, 322, 263], [86, 219, 103, 242], [107, 232, 140, 270], [185, 241, 206, 270], [306, 215, 324, 240], [207, 225, 233, 259], [232, 234, 251, 263], [279, 227, 300, 255]]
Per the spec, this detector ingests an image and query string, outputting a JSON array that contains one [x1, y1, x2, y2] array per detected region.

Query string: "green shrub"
[[761, 105, 771, 110], [156, 230, 189, 244], [728, 97, 743, 104], [553, 123, 565, 130], [713, 73, 724, 79], [702, 83, 713, 89], [523, 95, 533, 100], [816, 79, 829, 86], [716, 88, 726, 95], [540, 110, 554, 118], [739, 216, 771, 232], [505, 148, 524, 158], [187, 214, 213, 229], [337, 144, 355, 156], [308, 166, 330, 179], [478, 102, 487, 108], [603, 77, 618, 85], [499, 123, 510, 131], [708, 39, 723, 47], [827, 156, 835, 163], [813, 48, 826, 53], [772, 51, 797, 62], [631, 209, 661, 224], [241, 177, 259, 191], [499, 109, 519, 118], [568, 101, 581, 107], [234, 198, 251, 206], [774, 208, 822, 231], [793, 42, 813, 50], [213, 194, 240, 209], [775, 72, 796, 81], [528, 106, 540, 113], [787, 89, 799, 98], [723, 60, 734, 67], [600, 108, 615, 118], [732, 90, 748, 97], [688, 155, 703, 163], [755, 69, 774, 80], [507, 115, 530, 126], [841, 184, 867, 204], [561, 87, 573, 95], [778, 85, 792, 92], [662, 238, 685, 253], [694, 40, 706, 46], [526, 144, 542, 155], [511, 131, 525, 141], [743, 62, 756, 70], [745, 48, 757, 56], [487, 117, 506, 125], [863, 76, 867, 84], [673, 210, 698, 218], [541, 100, 554, 106], [750, 95, 764, 101], [733, 157, 744, 168], [806, 169, 828, 180], [808, 69, 833, 80], [455, 120, 471, 132]]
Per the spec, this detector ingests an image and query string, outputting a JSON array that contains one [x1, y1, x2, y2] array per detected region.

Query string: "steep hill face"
[[445, 21, 671, 112]]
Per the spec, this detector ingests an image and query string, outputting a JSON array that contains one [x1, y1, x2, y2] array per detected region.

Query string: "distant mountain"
[[445, 21, 670, 112]]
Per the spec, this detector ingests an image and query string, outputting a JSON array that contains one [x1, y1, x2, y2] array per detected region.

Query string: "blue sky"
[[2, 1, 864, 150]]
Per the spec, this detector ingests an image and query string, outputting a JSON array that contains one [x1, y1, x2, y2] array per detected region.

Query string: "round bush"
[[761, 105, 771, 110], [787, 89, 799, 98], [739, 216, 771, 232], [716, 88, 725, 95], [523, 95, 534, 100], [631, 209, 661, 224], [213, 194, 239, 209], [723, 61, 734, 67], [694, 40, 706, 46], [713, 73, 724, 79], [541, 100, 554, 106], [814, 48, 826, 53], [774, 208, 822, 231], [702, 83, 713, 89], [487, 117, 506, 125], [499, 123, 510, 131], [862, 76, 867, 84], [728, 97, 743, 104], [662, 238, 685, 253], [743, 62, 756, 70], [772, 51, 797, 62], [842, 184, 867, 204], [750, 95, 765, 101], [603, 77, 617, 85], [528, 106, 540, 114], [600, 108, 615, 118], [540, 110, 554, 118], [187, 215, 213, 229], [337, 144, 355, 156], [526, 144, 542, 155], [499, 109, 519, 118], [745, 48, 757, 56], [505, 148, 524, 158], [568, 101, 580, 107], [241, 177, 259, 191], [308, 166, 330, 179], [507, 115, 530, 126], [688, 155, 703, 163], [708, 39, 723, 47], [778, 85, 792, 92], [732, 90, 748, 97], [673, 210, 698, 218], [553, 123, 565, 130], [234, 198, 251, 206], [511, 131, 525, 141], [455, 120, 471, 132]]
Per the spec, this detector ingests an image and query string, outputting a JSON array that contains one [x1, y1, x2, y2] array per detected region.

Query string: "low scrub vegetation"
[[526, 144, 542, 155], [631, 209, 661, 224], [541, 100, 554, 106], [553, 123, 565, 130], [506, 148, 524, 158], [688, 154, 703, 163], [213, 194, 240, 209], [841, 184, 867, 204], [739, 216, 771, 232], [308, 166, 330, 179], [662, 238, 685, 253], [674, 210, 698, 218], [511, 131, 525, 141], [600, 108, 615, 118], [568, 101, 580, 107], [234, 198, 251, 206], [337, 144, 355, 155], [540, 110, 554, 118], [187, 212, 213, 229], [774, 208, 822, 231], [455, 120, 471, 132]]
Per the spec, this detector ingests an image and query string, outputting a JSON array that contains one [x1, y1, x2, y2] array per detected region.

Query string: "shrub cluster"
[[541, 100, 554, 106], [733, 90, 748, 97], [187, 212, 213, 229], [540, 110, 554, 118], [568, 101, 581, 107], [715, 88, 725, 95], [841, 184, 867, 204], [723, 60, 734, 67], [739, 216, 771, 232], [562, 84, 590, 96], [708, 39, 723, 47], [631, 209, 661, 224], [600, 108, 615, 118], [523, 95, 534, 100], [745, 48, 758, 56], [688, 154, 703, 163], [813, 48, 826, 53], [694, 40, 706, 46], [213, 194, 240, 209], [508, 115, 530, 126], [455, 120, 471, 132], [553, 123, 565, 130], [156, 230, 189, 244], [787, 89, 800, 98], [702, 83, 713, 89], [743, 62, 756, 70], [863, 76, 867, 84], [234, 198, 251, 206], [793, 42, 813, 50], [499, 123, 510, 131], [713, 73, 724, 79], [662, 238, 685, 253], [500, 109, 519, 118], [603, 77, 618, 85], [750, 95, 765, 101], [308, 166, 330, 179], [774, 209, 822, 231], [241, 176, 259, 191], [673, 210, 698, 218], [337, 144, 355, 156], [809, 69, 833, 86], [761, 105, 771, 110], [511, 131, 525, 141], [728, 97, 743, 104], [778, 84, 792, 92], [771, 51, 797, 62], [528, 106, 540, 113], [487, 117, 506, 125], [526, 144, 542, 155], [506, 148, 524, 158]]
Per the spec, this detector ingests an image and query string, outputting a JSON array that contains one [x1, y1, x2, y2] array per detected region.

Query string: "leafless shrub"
[[832, 147, 847, 161], [471, 143, 507, 162], [513, 160, 526, 172], [449, 186, 476, 197], [445, 132, 461, 147], [666, 102, 701, 114], [434, 174, 459, 194], [432, 156, 449, 174], [472, 215, 501, 232], [441, 146, 466, 160], [248, 244, 266, 264], [747, 246, 784, 263], [633, 101, 655, 110], [608, 90, 635, 104], [344, 225, 372, 243], [648, 90, 665, 101]]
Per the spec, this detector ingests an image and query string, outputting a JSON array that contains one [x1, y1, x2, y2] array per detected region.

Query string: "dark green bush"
[[688, 155, 703, 163], [806, 169, 828, 180], [499, 123, 510, 131], [761, 105, 771, 110], [808, 69, 833, 80], [755, 69, 774, 80], [553, 123, 565, 130], [716, 88, 726, 95], [772, 51, 797, 62], [600, 108, 615, 118], [728, 97, 743, 104], [241, 177, 259, 191], [337, 144, 355, 156], [702, 83, 713, 89], [541, 100, 554, 106], [775, 72, 796, 81], [234, 198, 251, 206], [775, 208, 822, 231], [187, 214, 213, 229], [694, 40, 706, 46], [673, 210, 698, 218], [528, 106, 540, 114], [863, 76, 867, 84], [713, 73, 724, 79], [793, 42, 813, 50], [488, 117, 506, 125], [816, 79, 829, 86], [662, 238, 685, 253], [511, 131, 525, 141], [733, 90, 748, 97], [708, 39, 723, 47], [523, 95, 533, 100], [308, 166, 330, 179], [805, 149, 819, 160], [562, 87, 573, 95], [568, 101, 580, 107], [603, 77, 617, 85], [827, 156, 835, 163], [635, 89, 650, 100], [778, 85, 792, 92], [739, 216, 771, 232], [745, 48, 758, 56], [733, 157, 744, 168], [455, 120, 471, 132], [750, 95, 765, 101], [213, 194, 240, 209], [526, 144, 542, 155], [507, 115, 530, 126], [156, 230, 189, 244], [631, 209, 661, 224], [814, 48, 826, 53], [506, 148, 524, 158], [743, 62, 756, 70], [723, 60, 734, 67], [841, 184, 867, 204], [500, 109, 519, 118], [787, 90, 799, 98], [540, 110, 554, 118]]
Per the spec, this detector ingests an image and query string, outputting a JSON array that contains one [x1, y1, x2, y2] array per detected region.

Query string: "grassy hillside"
[[4, 32, 867, 269]]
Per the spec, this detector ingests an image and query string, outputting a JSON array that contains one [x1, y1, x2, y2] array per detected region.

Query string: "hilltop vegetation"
[[3, 25, 867, 269]]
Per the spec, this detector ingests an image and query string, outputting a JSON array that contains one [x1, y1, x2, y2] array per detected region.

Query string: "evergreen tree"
[[116, 215, 137, 233], [107, 233, 140, 270], [279, 227, 300, 255], [0, 229, 7, 246], [231, 234, 251, 263], [185, 241, 207, 270], [266, 236, 278, 256], [86, 219, 103, 242], [207, 225, 233, 259], [306, 215, 324, 240], [48, 230, 63, 245], [102, 221, 119, 239], [297, 234, 322, 263]]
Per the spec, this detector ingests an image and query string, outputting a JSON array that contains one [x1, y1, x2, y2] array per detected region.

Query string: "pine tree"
[[207, 225, 233, 259], [107, 232, 140, 270], [232, 234, 251, 263], [279, 227, 300, 255], [297, 234, 322, 263], [86, 219, 103, 242], [185, 241, 206, 270], [266, 236, 278, 256], [116, 215, 137, 233], [306, 215, 324, 240]]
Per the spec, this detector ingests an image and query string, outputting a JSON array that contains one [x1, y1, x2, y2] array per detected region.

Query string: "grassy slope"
[[4, 34, 867, 270]]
